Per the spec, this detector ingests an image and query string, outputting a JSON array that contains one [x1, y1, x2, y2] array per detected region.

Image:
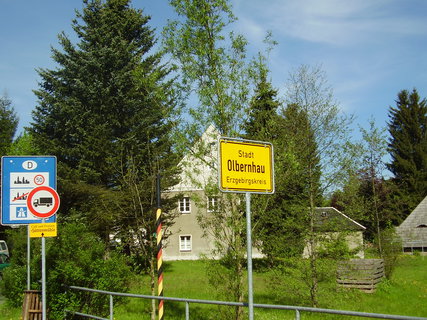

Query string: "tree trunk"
[[372, 176, 383, 258], [309, 182, 319, 308]]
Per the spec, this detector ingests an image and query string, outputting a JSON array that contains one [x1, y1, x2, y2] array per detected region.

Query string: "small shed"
[[303, 207, 366, 258], [396, 195, 427, 253]]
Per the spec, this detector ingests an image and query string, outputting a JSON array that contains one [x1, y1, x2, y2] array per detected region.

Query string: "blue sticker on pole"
[[1, 156, 57, 225]]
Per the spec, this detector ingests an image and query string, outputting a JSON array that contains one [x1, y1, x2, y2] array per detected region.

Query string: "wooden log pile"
[[22, 290, 42, 320], [337, 259, 385, 293]]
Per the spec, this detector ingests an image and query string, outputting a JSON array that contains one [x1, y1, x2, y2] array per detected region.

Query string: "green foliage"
[[275, 64, 355, 307], [163, 1, 263, 319], [2, 257, 427, 319], [387, 88, 427, 216], [29, 7, 180, 313], [1, 222, 131, 320], [244, 72, 281, 141], [316, 233, 359, 260], [7, 129, 39, 155], [163, 0, 253, 137], [203, 258, 246, 320], [269, 257, 338, 307], [0, 94, 18, 156], [1, 264, 27, 307], [31, 0, 177, 187], [374, 227, 402, 279]]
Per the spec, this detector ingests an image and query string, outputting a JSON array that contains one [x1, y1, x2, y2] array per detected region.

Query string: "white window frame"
[[179, 197, 191, 213], [179, 235, 192, 252], [207, 196, 219, 212]]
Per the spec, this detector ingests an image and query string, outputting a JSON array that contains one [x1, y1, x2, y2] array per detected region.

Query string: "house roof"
[[396, 195, 427, 247], [169, 124, 219, 192], [314, 207, 366, 232]]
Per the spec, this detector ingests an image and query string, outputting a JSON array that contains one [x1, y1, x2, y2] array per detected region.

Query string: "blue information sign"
[[1, 156, 57, 225]]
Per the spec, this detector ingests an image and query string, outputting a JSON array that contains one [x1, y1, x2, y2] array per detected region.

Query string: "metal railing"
[[65, 285, 427, 320]]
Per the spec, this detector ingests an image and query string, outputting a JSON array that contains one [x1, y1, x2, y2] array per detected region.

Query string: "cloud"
[[233, 0, 427, 46]]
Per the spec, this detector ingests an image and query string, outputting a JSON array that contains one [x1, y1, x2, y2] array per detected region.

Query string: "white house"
[[162, 126, 366, 260], [163, 125, 219, 260]]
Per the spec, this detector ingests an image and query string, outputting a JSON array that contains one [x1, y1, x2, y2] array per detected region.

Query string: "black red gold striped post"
[[156, 175, 164, 320]]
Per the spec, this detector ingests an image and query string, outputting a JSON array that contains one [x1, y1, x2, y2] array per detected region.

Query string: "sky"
[[1, 0, 426, 139]]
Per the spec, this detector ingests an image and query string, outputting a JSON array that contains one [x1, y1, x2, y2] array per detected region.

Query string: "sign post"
[[27, 186, 59, 320], [1, 156, 57, 293], [218, 137, 274, 320], [2, 156, 59, 320]]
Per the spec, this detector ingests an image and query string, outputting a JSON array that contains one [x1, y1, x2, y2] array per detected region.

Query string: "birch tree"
[[282, 64, 355, 307], [162, 1, 260, 318]]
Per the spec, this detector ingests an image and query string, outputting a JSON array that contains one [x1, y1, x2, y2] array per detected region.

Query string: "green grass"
[[1, 255, 426, 319], [0, 296, 21, 320], [115, 256, 427, 320]]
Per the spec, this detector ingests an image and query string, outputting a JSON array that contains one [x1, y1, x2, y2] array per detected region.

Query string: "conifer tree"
[[31, 0, 177, 187], [244, 73, 280, 141], [387, 89, 427, 214], [30, 3, 180, 316], [0, 95, 18, 156]]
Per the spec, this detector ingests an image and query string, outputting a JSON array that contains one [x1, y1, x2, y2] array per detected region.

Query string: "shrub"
[[377, 227, 402, 278], [1, 222, 131, 319]]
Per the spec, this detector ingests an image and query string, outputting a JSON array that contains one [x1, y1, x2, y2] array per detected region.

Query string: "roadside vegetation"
[[0, 255, 426, 319]]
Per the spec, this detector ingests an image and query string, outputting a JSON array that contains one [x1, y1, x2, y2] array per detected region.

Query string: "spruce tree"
[[31, 0, 176, 187], [0, 95, 18, 156], [30, 2, 180, 317], [387, 89, 427, 213], [244, 73, 280, 141]]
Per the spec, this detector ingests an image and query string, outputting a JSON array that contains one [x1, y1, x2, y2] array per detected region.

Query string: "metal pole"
[[110, 295, 114, 320], [185, 302, 189, 320], [42, 231, 46, 320], [246, 192, 254, 320], [27, 225, 31, 290], [156, 174, 164, 320]]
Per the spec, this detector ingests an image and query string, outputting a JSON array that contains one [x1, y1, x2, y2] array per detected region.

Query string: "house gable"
[[170, 124, 219, 192], [314, 207, 366, 232], [397, 195, 427, 249]]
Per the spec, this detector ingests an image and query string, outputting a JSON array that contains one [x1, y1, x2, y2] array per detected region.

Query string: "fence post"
[[185, 302, 190, 320], [110, 295, 114, 320], [295, 309, 300, 320]]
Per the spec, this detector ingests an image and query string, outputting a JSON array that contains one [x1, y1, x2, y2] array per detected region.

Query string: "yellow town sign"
[[218, 137, 274, 194]]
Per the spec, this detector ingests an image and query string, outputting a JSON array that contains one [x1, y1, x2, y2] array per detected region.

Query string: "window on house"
[[179, 235, 192, 252], [179, 197, 191, 213], [207, 196, 219, 212]]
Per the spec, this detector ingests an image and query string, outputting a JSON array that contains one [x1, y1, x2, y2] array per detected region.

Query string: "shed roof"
[[396, 195, 427, 247], [314, 207, 366, 232]]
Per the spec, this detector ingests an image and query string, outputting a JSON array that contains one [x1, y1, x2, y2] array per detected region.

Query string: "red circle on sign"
[[26, 186, 60, 218], [34, 174, 45, 185]]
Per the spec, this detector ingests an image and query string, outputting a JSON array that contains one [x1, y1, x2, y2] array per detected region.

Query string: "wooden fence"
[[337, 259, 385, 293]]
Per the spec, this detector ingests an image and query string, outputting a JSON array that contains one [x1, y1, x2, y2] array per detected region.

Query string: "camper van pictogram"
[[33, 197, 53, 207]]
